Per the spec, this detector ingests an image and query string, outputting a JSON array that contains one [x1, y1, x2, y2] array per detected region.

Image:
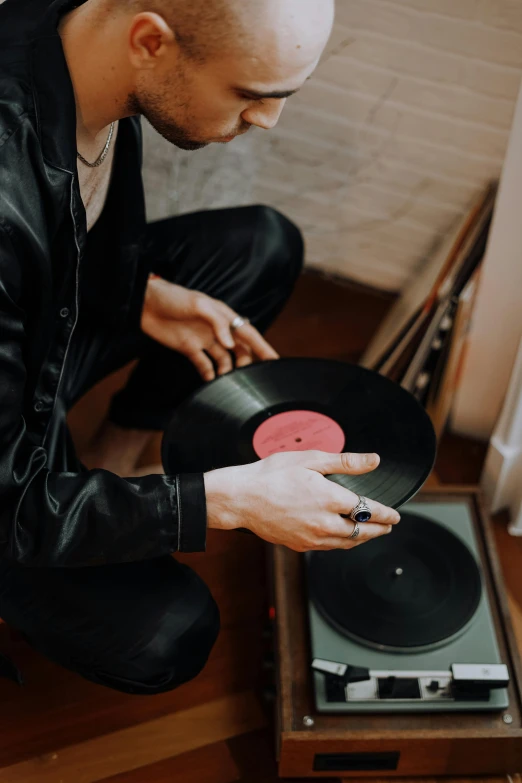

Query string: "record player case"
[[272, 487, 522, 778]]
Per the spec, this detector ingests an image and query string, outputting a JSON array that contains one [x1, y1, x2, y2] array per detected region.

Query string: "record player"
[[273, 489, 522, 778], [307, 501, 508, 714]]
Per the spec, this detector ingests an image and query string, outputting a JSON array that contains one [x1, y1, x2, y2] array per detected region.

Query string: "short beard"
[[127, 92, 208, 151]]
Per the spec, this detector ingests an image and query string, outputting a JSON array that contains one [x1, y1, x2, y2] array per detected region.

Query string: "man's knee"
[[253, 204, 304, 284], [95, 579, 221, 695]]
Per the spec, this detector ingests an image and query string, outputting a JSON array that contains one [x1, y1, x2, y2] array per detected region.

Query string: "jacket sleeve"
[[0, 220, 207, 567]]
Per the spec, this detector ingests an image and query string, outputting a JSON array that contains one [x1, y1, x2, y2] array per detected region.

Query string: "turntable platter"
[[307, 512, 482, 652]]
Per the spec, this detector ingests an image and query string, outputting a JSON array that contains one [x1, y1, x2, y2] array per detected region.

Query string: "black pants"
[[0, 205, 303, 694]]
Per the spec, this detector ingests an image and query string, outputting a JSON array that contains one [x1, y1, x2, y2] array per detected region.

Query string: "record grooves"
[[162, 358, 437, 509]]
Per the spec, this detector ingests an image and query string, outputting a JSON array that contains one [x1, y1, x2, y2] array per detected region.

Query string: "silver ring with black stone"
[[349, 495, 372, 523]]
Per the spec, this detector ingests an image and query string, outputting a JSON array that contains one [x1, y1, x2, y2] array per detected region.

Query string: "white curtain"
[[482, 337, 522, 534]]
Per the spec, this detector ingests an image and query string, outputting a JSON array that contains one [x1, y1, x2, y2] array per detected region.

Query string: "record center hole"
[[295, 438, 302, 443], [393, 568, 404, 578]]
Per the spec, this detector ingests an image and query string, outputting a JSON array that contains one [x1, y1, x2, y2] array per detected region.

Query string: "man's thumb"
[[308, 451, 380, 476]]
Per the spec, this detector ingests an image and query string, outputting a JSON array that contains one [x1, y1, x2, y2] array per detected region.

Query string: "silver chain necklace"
[[77, 121, 115, 168]]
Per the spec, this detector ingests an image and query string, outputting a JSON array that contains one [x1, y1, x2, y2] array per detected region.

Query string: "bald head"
[[79, 0, 334, 149], [117, 0, 334, 63]]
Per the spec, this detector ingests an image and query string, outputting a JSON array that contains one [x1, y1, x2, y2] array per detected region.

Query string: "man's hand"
[[141, 275, 278, 381], [204, 451, 400, 552]]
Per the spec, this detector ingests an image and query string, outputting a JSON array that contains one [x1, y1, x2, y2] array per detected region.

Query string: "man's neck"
[[59, 1, 133, 144]]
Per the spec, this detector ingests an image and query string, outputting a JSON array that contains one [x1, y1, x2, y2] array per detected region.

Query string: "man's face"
[[130, 13, 330, 150]]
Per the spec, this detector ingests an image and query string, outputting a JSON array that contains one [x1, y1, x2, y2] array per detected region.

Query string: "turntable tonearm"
[[306, 503, 508, 714], [273, 488, 522, 778]]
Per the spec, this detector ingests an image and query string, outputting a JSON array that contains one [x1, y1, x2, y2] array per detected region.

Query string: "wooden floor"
[[1, 271, 522, 783]]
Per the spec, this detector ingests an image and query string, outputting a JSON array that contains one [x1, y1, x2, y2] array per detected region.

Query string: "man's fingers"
[[194, 298, 235, 350], [313, 524, 393, 551], [189, 351, 216, 382], [202, 309, 235, 350], [326, 509, 398, 537], [327, 485, 400, 526], [324, 525, 393, 549], [206, 342, 234, 376], [348, 528, 393, 549], [214, 319, 236, 351], [341, 520, 396, 539], [234, 341, 254, 368], [199, 297, 278, 360], [307, 520, 394, 551], [303, 450, 381, 476], [238, 323, 279, 360]]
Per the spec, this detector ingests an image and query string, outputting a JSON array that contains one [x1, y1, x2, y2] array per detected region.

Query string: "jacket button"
[[34, 401, 44, 412], [60, 308, 70, 318]]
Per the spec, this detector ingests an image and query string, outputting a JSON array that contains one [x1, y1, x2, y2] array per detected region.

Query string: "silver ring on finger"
[[349, 521, 360, 539], [349, 494, 372, 523], [230, 315, 250, 332]]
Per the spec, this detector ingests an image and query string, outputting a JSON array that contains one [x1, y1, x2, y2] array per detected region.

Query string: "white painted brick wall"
[[143, 0, 522, 291]]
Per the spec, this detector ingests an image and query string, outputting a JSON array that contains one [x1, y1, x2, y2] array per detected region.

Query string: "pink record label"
[[252, 410, 345, 458]]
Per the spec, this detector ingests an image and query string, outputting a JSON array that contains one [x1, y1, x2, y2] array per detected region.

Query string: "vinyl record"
[[307, 512, 482, 651], [162, 358, 436, 509]]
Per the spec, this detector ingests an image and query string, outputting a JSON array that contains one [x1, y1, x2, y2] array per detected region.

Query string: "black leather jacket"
[[0, 0, 206, 566]]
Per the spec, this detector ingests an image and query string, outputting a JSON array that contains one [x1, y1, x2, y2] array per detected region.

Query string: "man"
[[0, 0, 399, 695]]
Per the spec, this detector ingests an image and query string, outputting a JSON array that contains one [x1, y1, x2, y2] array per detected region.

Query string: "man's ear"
[[128, 12, 176, 70]]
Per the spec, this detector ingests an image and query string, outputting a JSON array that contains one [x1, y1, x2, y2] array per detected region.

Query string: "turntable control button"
[[345, 665, 371, 684], [325, 673, 346, 702], [378, 677, 421, 699], [427, 680, 440, 692], [378, 676, 396, 698]]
